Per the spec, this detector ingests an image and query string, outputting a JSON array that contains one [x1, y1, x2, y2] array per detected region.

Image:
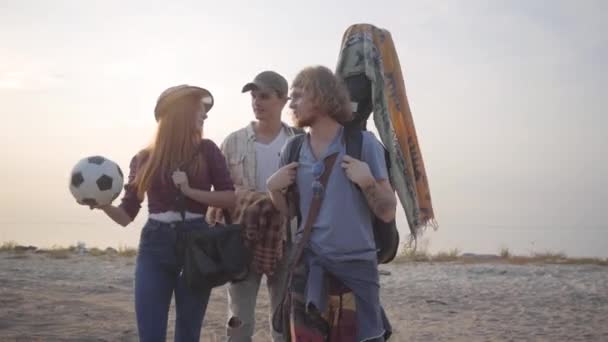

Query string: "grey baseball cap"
[[241, 71, 288, 98]]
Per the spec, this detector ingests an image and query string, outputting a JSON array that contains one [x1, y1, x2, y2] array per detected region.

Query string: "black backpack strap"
[[344, 124, 363, 160], [344, 125, 391, 175], [284, 133, 306, 165], [282, 134, 306, 226], [344, 125, 364, 192]]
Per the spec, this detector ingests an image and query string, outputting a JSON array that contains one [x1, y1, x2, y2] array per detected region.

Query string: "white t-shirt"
[[255, 128, 289, 192]]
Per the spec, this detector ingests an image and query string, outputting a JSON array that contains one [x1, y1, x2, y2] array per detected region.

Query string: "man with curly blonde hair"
[[267, 66, 395, 341]]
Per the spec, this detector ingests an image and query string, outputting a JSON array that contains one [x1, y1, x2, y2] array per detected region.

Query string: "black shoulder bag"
[[174, 162, 251, 293]]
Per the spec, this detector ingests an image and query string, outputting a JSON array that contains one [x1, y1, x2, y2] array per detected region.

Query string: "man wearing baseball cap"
[[209, 71, 302, 341]]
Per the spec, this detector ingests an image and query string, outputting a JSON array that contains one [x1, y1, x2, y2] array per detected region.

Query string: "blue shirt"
[[281, 127, 389, 261], [303, 251, 390, 341]]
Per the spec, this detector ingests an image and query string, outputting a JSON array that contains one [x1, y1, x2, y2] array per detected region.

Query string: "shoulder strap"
[[345, 126, 392, 176], [284, 134, 306, 215], [285, 133, 306, 164], [344, 125, 363, 159], [290, 152, 339, 267]]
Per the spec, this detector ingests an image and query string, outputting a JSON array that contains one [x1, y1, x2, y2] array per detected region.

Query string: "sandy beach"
[[1, 250, 607, 341]]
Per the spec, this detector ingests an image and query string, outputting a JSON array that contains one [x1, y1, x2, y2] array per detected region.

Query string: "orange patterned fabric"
[[336, 23, 436, 237]]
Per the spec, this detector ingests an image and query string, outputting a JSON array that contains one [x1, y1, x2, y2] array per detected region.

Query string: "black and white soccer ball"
[[69, 156, 124, 207]]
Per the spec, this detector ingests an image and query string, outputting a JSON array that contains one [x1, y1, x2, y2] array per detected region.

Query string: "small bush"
[[117, 246, 137, 257], [0, 241, 18, 252], [433, 248, 460, 262]]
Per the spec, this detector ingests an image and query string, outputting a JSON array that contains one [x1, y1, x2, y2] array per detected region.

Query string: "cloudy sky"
[[1, 0, 606, 256]]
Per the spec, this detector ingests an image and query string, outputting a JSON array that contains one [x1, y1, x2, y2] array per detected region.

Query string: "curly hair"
[[292, 66, 353, 124]]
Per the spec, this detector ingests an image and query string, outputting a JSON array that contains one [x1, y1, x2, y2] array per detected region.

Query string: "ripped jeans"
[[226, 255, 289, 342]]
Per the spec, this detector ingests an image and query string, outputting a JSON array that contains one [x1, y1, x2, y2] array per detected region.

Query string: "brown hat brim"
[[155, 85, 214, 121]]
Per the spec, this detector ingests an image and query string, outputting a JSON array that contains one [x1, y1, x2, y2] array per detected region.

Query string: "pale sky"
[[1, 0, 606, 257]]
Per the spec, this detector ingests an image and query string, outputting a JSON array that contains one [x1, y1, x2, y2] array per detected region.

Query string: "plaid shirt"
[[212, 122, 302, 275], [232, 190, 285, 276], [220, 122, 302, 191]]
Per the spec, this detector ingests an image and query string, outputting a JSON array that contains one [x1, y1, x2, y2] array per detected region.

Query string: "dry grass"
[[0, 241, 18, 252], [395, 245, 607, 266], [1, 241, 37, 255], [532, 251, 567, 260], [433, 248, 461, 262], [3, 241, 606, 266], [492, 250, 607, 266], [397, 247, 431, 262], [117, 246, 137, 257], [88, 247, 106, 257], [504, 251, 607, 266], [0, 242, 138, 259], [41, 246, 74, 259], [396, 247, 460, 262], [557, 257, 608, 266]]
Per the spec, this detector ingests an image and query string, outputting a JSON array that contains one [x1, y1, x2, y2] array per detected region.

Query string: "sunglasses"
[[312, 160, 325, 198], [202, 95, 213, 111]]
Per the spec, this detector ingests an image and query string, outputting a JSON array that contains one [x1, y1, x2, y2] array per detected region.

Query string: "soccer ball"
[[69, 156, 124, 207]]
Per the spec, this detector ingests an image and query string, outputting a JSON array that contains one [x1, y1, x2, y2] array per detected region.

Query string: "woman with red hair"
[[95, 85, 235, 341]]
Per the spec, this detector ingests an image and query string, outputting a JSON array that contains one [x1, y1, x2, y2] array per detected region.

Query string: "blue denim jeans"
[[135, 218, 212, 342]]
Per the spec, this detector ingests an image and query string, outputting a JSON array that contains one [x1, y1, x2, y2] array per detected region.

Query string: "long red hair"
[[133, 87, 207, 199]]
